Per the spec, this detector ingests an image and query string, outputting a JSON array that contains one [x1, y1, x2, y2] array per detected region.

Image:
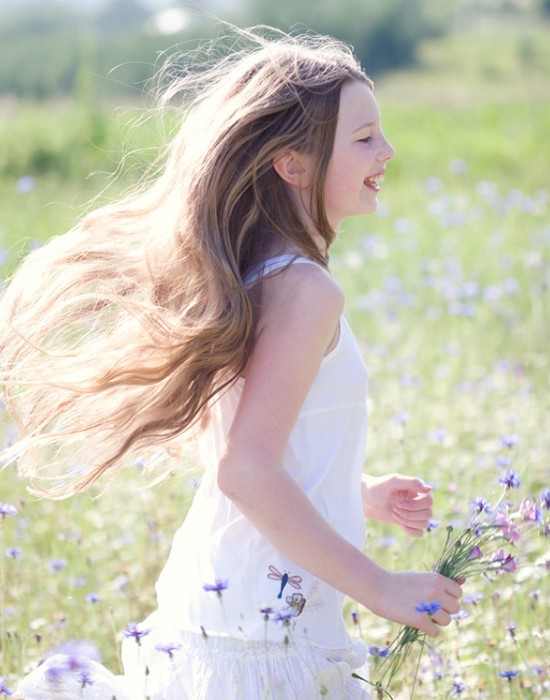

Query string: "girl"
[[2, 27, 463, 700]]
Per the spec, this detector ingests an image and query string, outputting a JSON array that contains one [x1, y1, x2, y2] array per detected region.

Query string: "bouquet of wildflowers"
[[363, 470, 549, 698]]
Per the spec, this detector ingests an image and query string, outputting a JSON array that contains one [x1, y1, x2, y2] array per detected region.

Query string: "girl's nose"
[[379, 137, 395, 162]]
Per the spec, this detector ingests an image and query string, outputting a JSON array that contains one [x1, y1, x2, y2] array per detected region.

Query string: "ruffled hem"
[[16, 618, 372, 699]]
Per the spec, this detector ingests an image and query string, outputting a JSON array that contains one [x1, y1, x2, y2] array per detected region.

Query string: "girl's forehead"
[[337, 81, 380, 131]]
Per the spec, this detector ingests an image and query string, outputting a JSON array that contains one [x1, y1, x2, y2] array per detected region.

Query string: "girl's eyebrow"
[[351, 120, 377, 134]]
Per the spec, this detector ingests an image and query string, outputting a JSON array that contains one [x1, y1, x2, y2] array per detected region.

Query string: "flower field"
[[0, 20, 549, 699]]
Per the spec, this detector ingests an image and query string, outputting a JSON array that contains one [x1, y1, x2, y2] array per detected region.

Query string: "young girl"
[[2, 27, 463, 700]]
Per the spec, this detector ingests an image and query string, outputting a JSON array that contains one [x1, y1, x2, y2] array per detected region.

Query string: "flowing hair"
[[0, 26, 372, 496]]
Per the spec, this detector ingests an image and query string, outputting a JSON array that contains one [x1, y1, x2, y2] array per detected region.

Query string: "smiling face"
[[323, 80, 395, 228]]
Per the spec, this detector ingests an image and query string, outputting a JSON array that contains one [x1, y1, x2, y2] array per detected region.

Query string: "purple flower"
[[470, 496, 490, 514], [499, 669, 519, 681], [495, 513, 521, 543], [0, 676, 13, 696], [463, 593, 483, 605], [451, 609, 469, 621], [392, 411, 410, 425], [500, 434, 519, 448], [493, 550, 517, 573], [540, 488, 550, 510], [49, 558, 68, 572], [77, 671, 94, 688], [368, 645, 390, 658], [6, 547, 21, 559], [520, 499, 543, 524], [0, 503, 17, 519], [273, 609, 297, 625], [450, 675, 467, 696], [468, 546, 484, 560], [85, 593, 101, 604], [416, 600, 441, 615], [499, 469, 521, 489], [123, 622, 150, 645], [203, 579, 229, 597], [44, 654, 91, 682], [155, 642, 182, 659], [260, 606, 274, 621], [427, 519, 440, 532]]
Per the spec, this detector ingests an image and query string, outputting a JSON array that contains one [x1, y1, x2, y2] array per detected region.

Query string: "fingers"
[[416, 574, 463, 636], [392, 504, 433, 535]]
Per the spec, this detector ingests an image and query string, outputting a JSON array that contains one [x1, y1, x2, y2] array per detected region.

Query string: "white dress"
[[17, 256, 372, 700]]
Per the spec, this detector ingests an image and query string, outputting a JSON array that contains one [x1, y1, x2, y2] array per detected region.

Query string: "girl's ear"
[[272, 150, 312, 189]]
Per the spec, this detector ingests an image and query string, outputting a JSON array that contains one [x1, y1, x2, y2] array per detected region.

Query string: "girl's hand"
[[361, 473, 432, 538], [371, 570, 463, 638]]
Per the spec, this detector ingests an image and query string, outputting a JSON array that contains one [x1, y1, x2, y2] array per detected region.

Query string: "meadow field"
[[0, 19, 549, 699]]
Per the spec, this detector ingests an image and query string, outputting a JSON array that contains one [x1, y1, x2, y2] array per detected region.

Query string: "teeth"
[[365, 173, 384, 187]]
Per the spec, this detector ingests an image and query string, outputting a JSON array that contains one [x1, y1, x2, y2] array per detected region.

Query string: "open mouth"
[[364, 172, 384, 192]]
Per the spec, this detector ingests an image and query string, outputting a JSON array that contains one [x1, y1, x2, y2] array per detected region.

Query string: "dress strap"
[[244, 254, 320, 286]]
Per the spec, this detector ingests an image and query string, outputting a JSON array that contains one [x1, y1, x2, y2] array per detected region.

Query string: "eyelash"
[[359, 137, 373, 144]]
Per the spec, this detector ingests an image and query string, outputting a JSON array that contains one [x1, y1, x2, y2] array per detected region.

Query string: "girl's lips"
[[364, 171, 385, 192]]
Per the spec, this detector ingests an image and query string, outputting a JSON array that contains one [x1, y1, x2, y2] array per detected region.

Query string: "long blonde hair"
[[0, 27, 371, 496]]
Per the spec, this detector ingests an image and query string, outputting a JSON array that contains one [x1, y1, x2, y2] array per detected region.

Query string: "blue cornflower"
[[260, 606, 274, 621], [44, 654, 90, 682], [85, 593, 101, 604], [416, 600, 441, 615], [470, 496, 490, 513], [49, 558, 68, 572], [427, 519, 440, 532], [462, 593, 484, 605], [367, 645, 390, 658], [6, 547, 21, 559], [499, 669, 519, 681], [450, 676, 467, 696], [273, 609, 297, 625], [77, 671, 94, 688], [540, 488, 550, 510], [451, 610, 469, 621], [123, 622, 150, 645], [0, 503, 17, 519], [392, 411, 411, 425], [155, 642, 182, 659], [203, 579, 229, 597], [499, 469, 521, 489], [0, 676, 13, 696], [500, 434, 519, 448]]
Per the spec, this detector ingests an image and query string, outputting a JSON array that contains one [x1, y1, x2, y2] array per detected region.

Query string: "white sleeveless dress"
[[17, 256, 372, 699]]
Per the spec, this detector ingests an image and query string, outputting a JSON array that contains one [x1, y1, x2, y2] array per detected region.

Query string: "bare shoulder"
[[258, 262, 344, 331]]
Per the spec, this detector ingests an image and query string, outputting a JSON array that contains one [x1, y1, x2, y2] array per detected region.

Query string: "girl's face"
[[323, 80, 395, 228]]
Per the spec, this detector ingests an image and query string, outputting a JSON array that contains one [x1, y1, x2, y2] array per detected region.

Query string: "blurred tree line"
[[0, 0, 449, 102], [0, 0, 546, 103]]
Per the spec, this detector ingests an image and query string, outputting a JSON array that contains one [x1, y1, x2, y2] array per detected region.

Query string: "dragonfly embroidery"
[[267, 565, 302, 599]]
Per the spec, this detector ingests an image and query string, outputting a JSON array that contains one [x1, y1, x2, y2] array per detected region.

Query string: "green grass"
[[0, 19, 549, 699]]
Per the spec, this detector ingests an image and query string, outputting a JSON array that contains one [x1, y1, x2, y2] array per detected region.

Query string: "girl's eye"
[[359, 137, 373, 144]]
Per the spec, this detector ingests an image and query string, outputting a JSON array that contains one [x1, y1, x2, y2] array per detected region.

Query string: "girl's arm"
[[217, 264, 462, 637]]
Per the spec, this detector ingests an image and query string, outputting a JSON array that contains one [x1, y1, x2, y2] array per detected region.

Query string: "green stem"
[[409, 634, 426, 700]]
